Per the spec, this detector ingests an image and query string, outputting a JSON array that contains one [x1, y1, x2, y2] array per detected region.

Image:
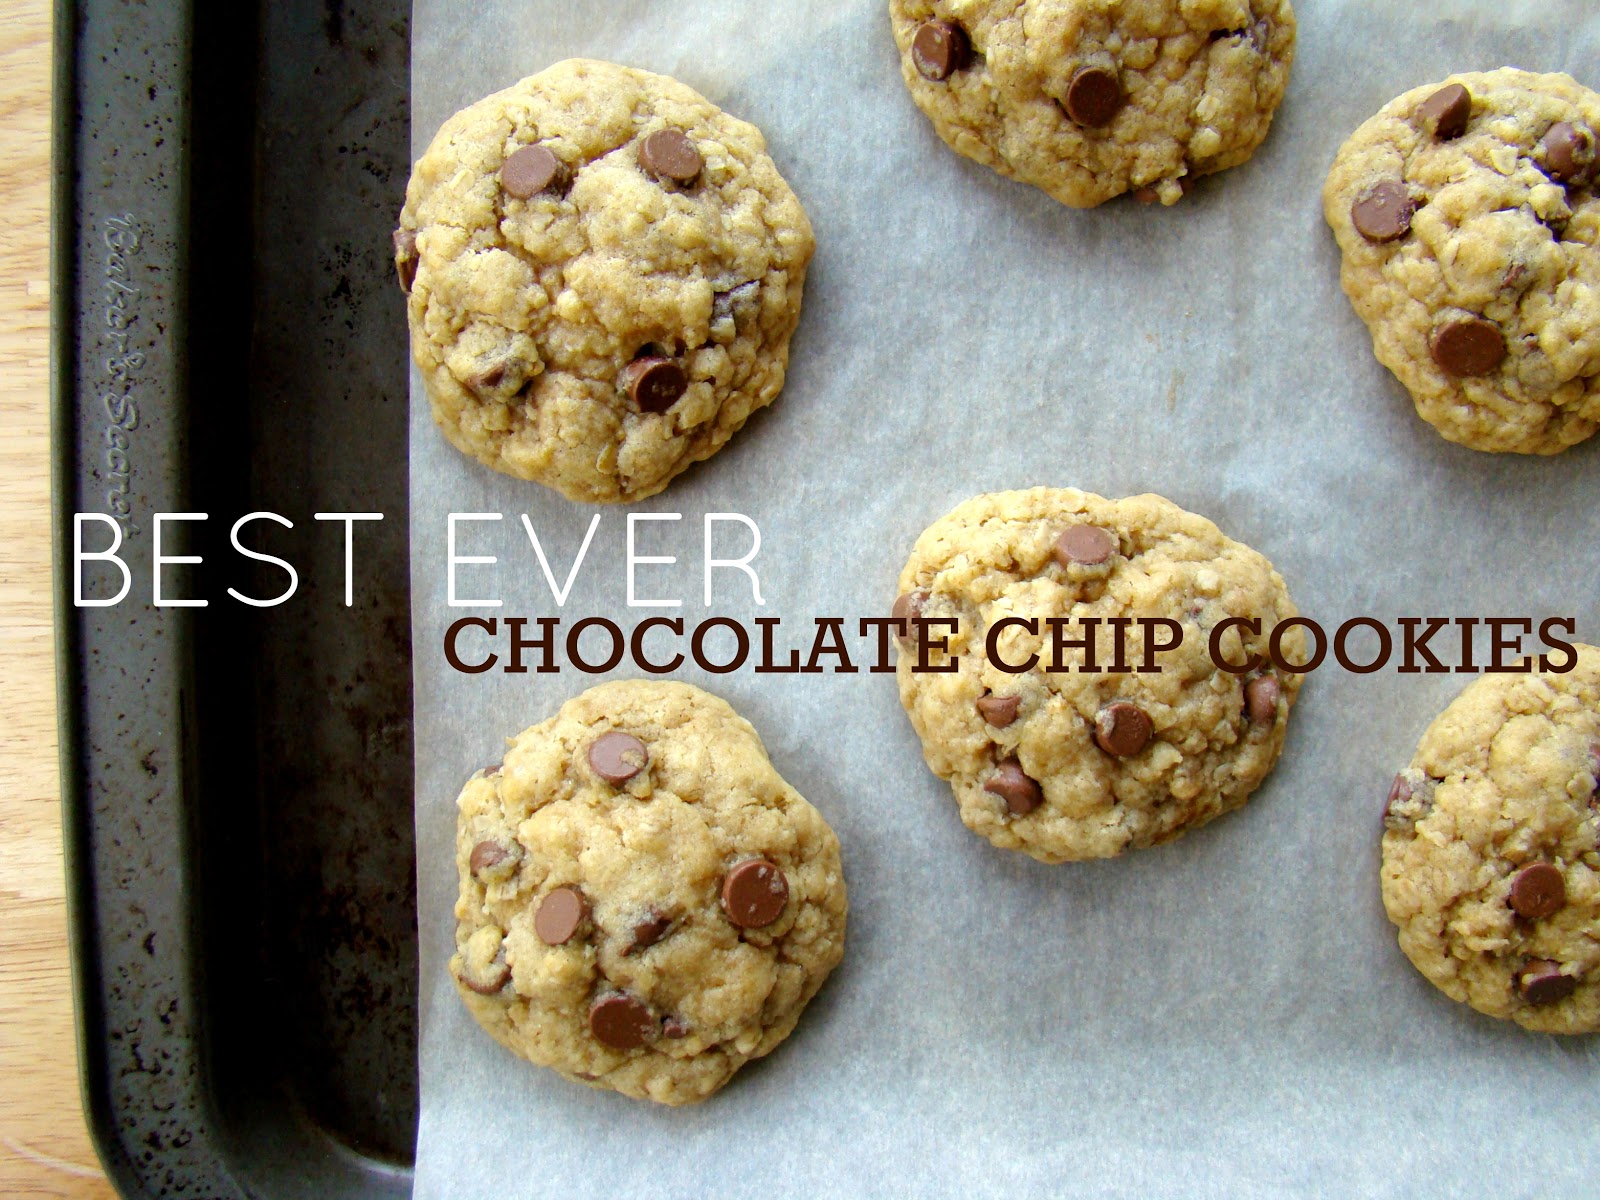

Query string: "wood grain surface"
[[0, 0, 119, 1195]]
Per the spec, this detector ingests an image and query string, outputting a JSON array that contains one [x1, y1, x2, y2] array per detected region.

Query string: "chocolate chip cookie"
[[888, 0, 1296, 208], [451, 681, 847, 1104], [893, 488, 1303, 863], [398, 59, 814, 503], [1381, 645, 1600, 1034], [1324, 69, 1600, 454]]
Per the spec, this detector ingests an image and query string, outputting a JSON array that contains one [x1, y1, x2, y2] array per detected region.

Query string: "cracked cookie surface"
[[888, 0, 1295, 208], [1324, 69, 1600, 454], [398, 59, 814, 503], [1380, 645, 1600, 1034], [451, 680, 847, 1104], [894, 488, 1302, 863]]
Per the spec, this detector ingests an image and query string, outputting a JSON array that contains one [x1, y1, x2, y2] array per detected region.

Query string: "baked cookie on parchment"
[[893, 488, 1302, 863], [398, 59, 814, 502], [1381, 645, 1600, 1034], [1324, 69, 1600, 454], [450, 681, 847, 1104], [888, 0, 1296, 208]]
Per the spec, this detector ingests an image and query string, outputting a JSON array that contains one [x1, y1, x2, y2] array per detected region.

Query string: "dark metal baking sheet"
[[54, 0, 419, 1194]]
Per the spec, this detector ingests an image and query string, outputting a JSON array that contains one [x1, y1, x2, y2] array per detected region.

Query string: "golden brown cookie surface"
[[451, 681, 847, 1104], [1381, 646, 1600, 1034], [889, 0, 1296, 208], [894, 488, 1302, 863], [1324, 69, 1600, 454], [399, 59, 814, 502]]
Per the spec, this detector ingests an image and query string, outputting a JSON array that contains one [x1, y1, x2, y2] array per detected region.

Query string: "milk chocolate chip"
[[621, 357, 687, 414], [1509, 863, 1566, 919], [893, 590, 929, 648], [1054, 524, 1117, 568], [1064, 66, 1123, 127], [588, 731, 649, 785], [589, 992, 657, 1049], [1544, 122, 1594, 184], [639, 129, 702, 184], [459, 956, 511, 996], [977, 693, 1021, 728], [1430, 317, 1505, 377], [1517, 960, 1578, 1007], [984, 757, 1042, 816], [534, 886, 588, 945], [500, 144, 566, 198], [721, 859, 789, 929], [1351, 181, 1416, 243], [1244, 676, 1281, 723], [1095, 701, 1153, 757], [1417, 84, 1471, 141], [393, 228, 417, 293], [912, 20, 970, 81], [624, 908, 672, 955], [469, 839, 518, 876]]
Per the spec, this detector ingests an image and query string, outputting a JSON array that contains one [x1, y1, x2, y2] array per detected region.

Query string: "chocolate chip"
[[892, 590, 929, 648], [500, 144, 566, 199], [1244, 676, 1281, 723], [1064, 66, 1123, 127], [459, 957, 511, 995], [1509, 863, 1566, 919], [1351, 181, 1416, 243], [1517, 960, 1578, 1007], [977, 693, 1021, 728], [589, 992, 656, 1049], [588, 731, 648, 785], [483, 762, 502, 777], [1543, 122, 1594, 184], [662, 1017, 690, 1039], [712, 280, 759, 326], [468, 362, 508, 392], [535, 886, 588, 945], [912, 19, 969, 81], [639, 129, 702, 184], [393, 228, 417, 294], [621, 356, 687, 414], [1133, 176, 1193, 205], [1384, 774, 1412, 821], [625, 908, 671, 955], [1417, 84, 1471, 141], [1054, 524, 1117, 568], [469, 839, 515, 875], [984, 757, 1042, 816], [1095, 701, 1153, 757], [1383, 770, 1438, 833], [1430, 317, 1505, 377], [721, 859, 789, 929]]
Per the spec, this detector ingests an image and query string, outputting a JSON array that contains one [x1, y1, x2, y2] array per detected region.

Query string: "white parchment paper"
[[408, 3, 1600, 1195]]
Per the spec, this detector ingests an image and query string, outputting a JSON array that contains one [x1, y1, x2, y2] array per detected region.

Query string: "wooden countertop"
[[0, 1, 118, 1195]]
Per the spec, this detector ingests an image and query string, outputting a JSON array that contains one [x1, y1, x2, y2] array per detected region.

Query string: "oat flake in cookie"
[[1324, 69, 1600, 454], [888, 0, 1296, 208], [397, 60, 814, 503], [1380, 646, 1600, 1035], [893, 488, 1303, 863], [450, 681, 847, 1104]]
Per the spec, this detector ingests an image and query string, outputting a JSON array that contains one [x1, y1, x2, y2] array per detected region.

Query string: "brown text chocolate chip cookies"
[[1324, 69, 1600, 455], [888, 0, 1296, 208], [894, 488, 1302, 863], [1381, 645, 1600, 1034], [451, 681, 847, 1104], [398, 59, 814, 503]]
